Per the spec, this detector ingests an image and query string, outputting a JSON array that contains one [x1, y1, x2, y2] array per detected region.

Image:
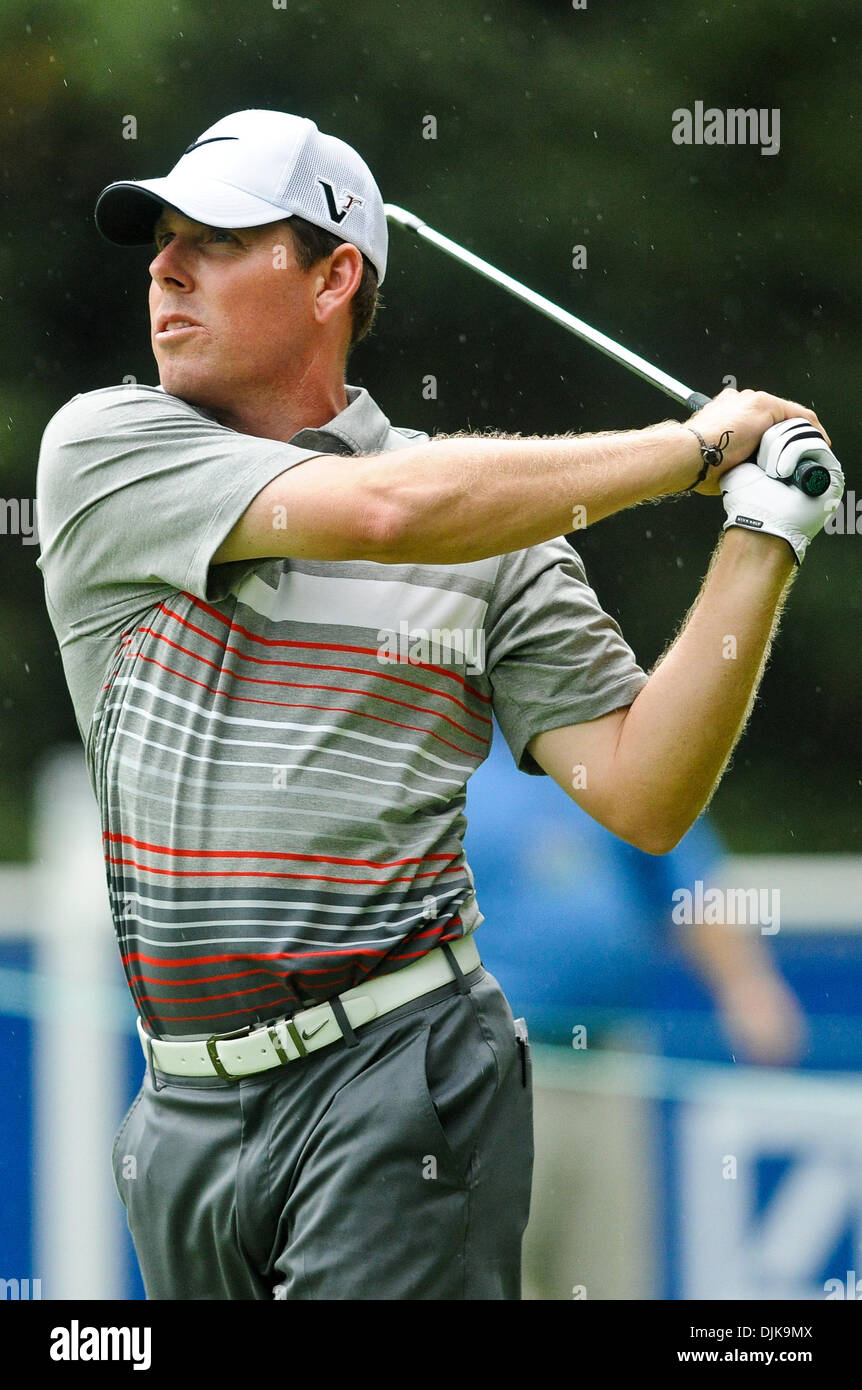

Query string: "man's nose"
[[149, 240, 193, 290]]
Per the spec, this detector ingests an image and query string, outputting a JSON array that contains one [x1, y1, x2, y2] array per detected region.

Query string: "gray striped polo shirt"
[[36, 383, 648, 1039]]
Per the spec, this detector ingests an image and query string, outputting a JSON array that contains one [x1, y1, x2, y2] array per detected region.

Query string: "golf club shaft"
[[384, 205, 831, 498], [385, 203, 703, 411]]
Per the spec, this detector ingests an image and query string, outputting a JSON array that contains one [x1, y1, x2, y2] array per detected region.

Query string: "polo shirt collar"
[[289, 385, 392, 456]]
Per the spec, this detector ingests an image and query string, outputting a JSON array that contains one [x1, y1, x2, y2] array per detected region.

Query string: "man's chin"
[[156, 364, 226, 415]]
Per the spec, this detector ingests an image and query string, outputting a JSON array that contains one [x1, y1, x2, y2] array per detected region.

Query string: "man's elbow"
[[638, 830, 683, 857], [579, 795, 683, 856], [615, 814, 686, 857]]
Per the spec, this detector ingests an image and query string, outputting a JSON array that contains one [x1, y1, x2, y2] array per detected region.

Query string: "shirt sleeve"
[[35, 384, 326, 621], [485, 535, 650, 775]]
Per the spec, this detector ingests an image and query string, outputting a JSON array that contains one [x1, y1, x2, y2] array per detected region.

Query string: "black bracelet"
[[686, 426, 733, 487]]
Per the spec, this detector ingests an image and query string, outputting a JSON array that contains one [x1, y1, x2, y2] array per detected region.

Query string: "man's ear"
[[313, 243, 363, 327]]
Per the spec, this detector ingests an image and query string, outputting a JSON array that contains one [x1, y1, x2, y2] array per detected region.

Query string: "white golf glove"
[[720, 421, 844, 564], [756, 417, 836, 483]]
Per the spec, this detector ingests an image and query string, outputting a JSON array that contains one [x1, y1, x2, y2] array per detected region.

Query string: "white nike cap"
[[95, 109, 388, 282]]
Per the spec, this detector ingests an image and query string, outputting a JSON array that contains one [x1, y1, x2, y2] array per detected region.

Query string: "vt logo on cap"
[[318, 182, 366, 223], [94, 109, 388, 282]]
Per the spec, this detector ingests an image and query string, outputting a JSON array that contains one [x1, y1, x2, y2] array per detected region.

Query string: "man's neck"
[[205, 363, 350, 443]]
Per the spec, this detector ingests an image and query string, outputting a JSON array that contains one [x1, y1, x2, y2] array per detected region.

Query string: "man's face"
[[148, 209, 318, 418]]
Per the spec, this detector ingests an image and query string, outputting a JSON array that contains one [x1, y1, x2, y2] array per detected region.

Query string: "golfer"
[[35, 109, 840, 1300]]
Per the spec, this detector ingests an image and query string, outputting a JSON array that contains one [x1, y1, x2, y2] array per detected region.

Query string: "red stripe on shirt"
[[178, 595, 492, 701], [136, 621, 492, 724], [118, 651, 485, 758]]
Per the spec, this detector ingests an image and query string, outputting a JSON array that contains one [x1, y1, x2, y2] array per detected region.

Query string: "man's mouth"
[[154, 316, 205, 341]]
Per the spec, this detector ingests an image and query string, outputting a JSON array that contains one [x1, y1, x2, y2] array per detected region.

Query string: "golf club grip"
[[793, 461, 832, 498], [686, 392, 830, 497]]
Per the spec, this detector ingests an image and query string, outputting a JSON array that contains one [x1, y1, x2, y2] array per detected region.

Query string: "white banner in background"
[[678, 1075, 862, 1300]]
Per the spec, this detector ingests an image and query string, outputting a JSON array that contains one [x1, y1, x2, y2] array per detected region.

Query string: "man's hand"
[[687, 387, 831, 495], [720, 459, 844, 564], [755, 416, 838, 482]]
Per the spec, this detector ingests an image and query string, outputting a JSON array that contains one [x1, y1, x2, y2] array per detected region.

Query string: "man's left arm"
[[528, 527, 795, 855]]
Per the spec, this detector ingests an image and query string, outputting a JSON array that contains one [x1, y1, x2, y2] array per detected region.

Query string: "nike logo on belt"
[[301, 1018, 329, 1040]]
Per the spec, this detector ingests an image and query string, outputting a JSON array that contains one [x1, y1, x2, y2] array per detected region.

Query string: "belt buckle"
[[207, 1015, 311, 1076], [204, 1019, 299, 1077], [203, 1019, 259, 1080]]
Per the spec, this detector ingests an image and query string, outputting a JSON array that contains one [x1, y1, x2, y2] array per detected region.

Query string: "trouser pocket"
[[111, 1081, 145, 1203]]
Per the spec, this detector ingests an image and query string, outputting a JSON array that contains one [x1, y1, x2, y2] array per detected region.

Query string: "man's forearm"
[[364, 422, 701, 563], [215, 388, 826, 568], [678, 915, 776, 994], [613, 527, 796, 849]]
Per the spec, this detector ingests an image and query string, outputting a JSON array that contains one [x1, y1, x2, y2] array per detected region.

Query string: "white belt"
[[137, 934, 481, 1080]]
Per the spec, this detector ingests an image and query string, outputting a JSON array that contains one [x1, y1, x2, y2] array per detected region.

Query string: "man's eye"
[[153, 230, 237, 251]]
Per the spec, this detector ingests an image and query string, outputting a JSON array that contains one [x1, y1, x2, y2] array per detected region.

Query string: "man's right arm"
[[212, 389, 829, 567]]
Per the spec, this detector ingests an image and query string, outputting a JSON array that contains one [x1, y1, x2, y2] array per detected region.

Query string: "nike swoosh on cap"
[[183, 136, 239, 154]]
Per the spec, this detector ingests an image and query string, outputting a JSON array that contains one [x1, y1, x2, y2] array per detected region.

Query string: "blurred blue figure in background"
[[464, 719, 805, 1065]]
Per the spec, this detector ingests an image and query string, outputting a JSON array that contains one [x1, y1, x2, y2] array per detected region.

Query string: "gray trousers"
[[112, 967, 534, 1300]]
